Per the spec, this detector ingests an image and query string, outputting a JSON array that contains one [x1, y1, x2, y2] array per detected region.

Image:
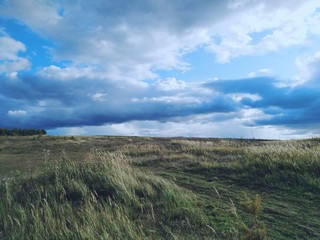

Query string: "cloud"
[[1, 71, 319, 134], [294, 51, 320, 84], [91, 92, 108, 102], [1, 69, 319, 138], [154, 78, 186, 91], [1, 0, 319, 80], [0, 72, 237, 129], [49, 117, 313, 140], [0, 0, 62, 29], [7, 109, 27, 116], [206, 76, 320, 128], [131, 95, 200, 104], [248, 68, 273, 77], [0, 35, 30, 76], [1, 1, 320, 138], [207, 0, 320, 63], [0, 36, 25, 59], [37, 65, 96, 81], [0, 0, 224, 81]]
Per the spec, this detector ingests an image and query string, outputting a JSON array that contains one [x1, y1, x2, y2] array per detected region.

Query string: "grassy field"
[[0, 136, 320, 239]]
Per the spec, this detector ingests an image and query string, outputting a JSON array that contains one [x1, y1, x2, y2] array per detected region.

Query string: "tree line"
[[0, 128, 47, 136]]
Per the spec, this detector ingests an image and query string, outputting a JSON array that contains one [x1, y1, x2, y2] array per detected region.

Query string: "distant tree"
[[0, 128, 47, 136], [41, 129, 47, 135]]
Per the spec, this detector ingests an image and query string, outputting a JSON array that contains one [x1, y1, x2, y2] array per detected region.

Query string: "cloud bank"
[[0, 0, 320, 138]]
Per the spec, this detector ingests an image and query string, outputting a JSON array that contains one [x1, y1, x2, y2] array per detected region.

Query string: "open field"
[[1, 136, 320, 239]]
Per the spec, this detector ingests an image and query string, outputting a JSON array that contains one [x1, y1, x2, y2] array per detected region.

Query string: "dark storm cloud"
[[206, 77, 320, 127], [1, 73, 319, 131], [1, 74, 237, 129]]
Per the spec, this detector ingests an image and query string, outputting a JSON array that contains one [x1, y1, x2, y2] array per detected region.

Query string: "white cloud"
[[0, 35, 30, 75], [154, 77, 186, 91], [0, 0, 61, 30], [37, 65, 96, 80], [54, 123, 142, 136], [132, 94, 201, 104], [2, 0, 320, 82], [248, 68, 273, 77], [0, 36, 26, 59], [0, 0, 217, 82], [228, 93, 262, 102], [64, 127, 88, 136], [227, 0, 256, 10], [294, 51, 320, 84], [91, 92, 108, 102], [49, 116, 318, 140], [207, 0, 320, 63], [7, 110, 27, 116], [239, 108, 270, 124]]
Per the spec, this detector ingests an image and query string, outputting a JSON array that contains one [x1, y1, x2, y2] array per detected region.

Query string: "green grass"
[[1, 136, 320, 239], [1, 150, 213, 239]]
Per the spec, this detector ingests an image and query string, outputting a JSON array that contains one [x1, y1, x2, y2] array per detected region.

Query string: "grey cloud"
[[1, 73, 319, 132], [0, 73, 237, 129], [206, 76, 320, 128]]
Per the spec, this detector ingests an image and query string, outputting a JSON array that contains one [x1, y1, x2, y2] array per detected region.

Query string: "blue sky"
[[1, 0, 320, 139]]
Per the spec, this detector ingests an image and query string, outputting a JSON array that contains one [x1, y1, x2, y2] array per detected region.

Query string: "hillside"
[[1, 136, 320, 239]]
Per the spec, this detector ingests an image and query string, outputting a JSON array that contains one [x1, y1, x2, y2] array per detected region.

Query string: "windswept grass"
[[193, 141, 320, 192], [1, 136, 320, 239], [0, 150, 212, 239], [135, 139, 320, 239]]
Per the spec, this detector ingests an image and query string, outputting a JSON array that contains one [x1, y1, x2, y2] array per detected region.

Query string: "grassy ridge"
[[1, 150, 212, 239], [1, 136, 320, 239]]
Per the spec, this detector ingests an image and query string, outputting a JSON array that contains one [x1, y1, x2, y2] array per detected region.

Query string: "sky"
[[0, 0, 320, 139]]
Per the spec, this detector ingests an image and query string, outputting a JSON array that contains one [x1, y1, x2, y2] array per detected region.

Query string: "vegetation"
[[1, 151, 212, 239], [0, 128, 46, 136], [0, 136, 319, 239]]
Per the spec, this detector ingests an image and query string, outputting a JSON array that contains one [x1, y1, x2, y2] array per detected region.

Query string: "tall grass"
[[0, 150, 211, 239], [238, 142, 320, 191], [195, 140, 320, 192], [2, 137, 318, 239]]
